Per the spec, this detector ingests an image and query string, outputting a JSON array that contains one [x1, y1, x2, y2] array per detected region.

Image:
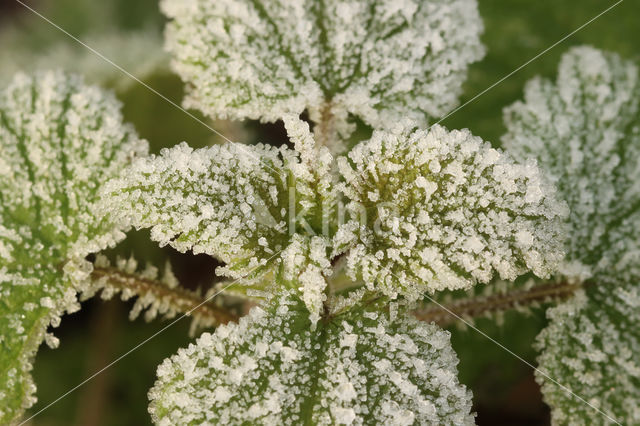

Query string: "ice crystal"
[[148, 290, 473, 425], [0, 71, 147, 423], [103, 117, 335, 320], [535, 281, 640, 425], [503, 46, 640, 283], [161, 0, 484, 144], [335, 123, 566, 300]]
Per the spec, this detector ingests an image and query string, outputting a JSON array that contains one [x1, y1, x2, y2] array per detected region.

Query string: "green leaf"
[[502, 46, 640, 282], [334, 123, 567, 300], [535, 281, 640, 425], [160, 0, 484, 141], [504, 46, 640, 424], [148, 290, 474, 425], [104, 117, 336, 320], [0, 71, 147, 424]]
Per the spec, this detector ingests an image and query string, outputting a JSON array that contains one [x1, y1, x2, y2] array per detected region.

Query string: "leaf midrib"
[[300, 321, 330, 425]]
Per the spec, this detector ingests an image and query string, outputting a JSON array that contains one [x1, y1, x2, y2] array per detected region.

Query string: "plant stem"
[[414, 281, 584, 327], [313, 101, 335, 149], [92, 266, 585, 328], [91, 266, 239, 325]]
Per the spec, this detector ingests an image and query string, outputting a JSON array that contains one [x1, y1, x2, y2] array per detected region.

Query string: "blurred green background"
[[1, 0, 638, 424]]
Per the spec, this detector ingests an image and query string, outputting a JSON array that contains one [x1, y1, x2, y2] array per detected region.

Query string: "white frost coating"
[[536, 281, 640, 425], [103, 117, 335, 318], [161, 0, 484, 146], [504, 47, 640, 424], [503, 46, 640, 283], [335, 123, 567, 299], [148, 291, 474, 425], [0, 71, 148, 424]]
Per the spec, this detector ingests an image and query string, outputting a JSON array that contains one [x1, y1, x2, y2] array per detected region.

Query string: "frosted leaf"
[[161, 0, 484, 143], [504, 47, 640, 423], [148, 290, 474, 425], [335, 123, 566, 300], [0, 29, 166, 92], [502, 46, 640, 282], [535, 281, 640, 425], [103, 117, 335, 318], [0, 71, 148, 424]]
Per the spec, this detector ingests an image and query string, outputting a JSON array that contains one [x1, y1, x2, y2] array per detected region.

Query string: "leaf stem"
[[92, 265, 586, 329], [91, 266, 239, 325], [414, 280, 585, 327], [313, 101, 335, 148]]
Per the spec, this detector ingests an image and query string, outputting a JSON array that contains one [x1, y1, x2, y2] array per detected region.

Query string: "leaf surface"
[[160, 0, 484, 145], [536, 282, 640, 425], [504, 46, 640, 424], [105, 117, 335, 320], [503, 46, 640, 282], [0, 71, 147, 424], [148, 291, 474, 425], [335, 124, 566, 299]]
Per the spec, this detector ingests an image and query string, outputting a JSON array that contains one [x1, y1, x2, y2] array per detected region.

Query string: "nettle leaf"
[[503, 46, 640, 424], [160, 0, 484, 139], [148, 290, 474, 425], [503, 46, 640, 282], [0, 71, 147, 423], [535, 281, 640, 425], [104, 117, 335, 321], [334, 124, 566, 300]]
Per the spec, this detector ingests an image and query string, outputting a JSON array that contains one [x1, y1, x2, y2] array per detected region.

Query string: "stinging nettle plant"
[[0, 0, 638, 425]]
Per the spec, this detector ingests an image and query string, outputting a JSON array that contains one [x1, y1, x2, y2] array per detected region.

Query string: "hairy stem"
[[91, 266, 239, 325], [414, 281, 584, 327], [93, 265, 584, 328]]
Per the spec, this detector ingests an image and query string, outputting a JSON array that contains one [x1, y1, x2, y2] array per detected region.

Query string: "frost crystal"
[[161, 0, 484, 140], [148, 290, 474, 425], [0, 71, 147, 423], [335, 124, 566, 299], [535, 281, 640, 425], [104, 117, 335, 319], [503, 46, 640, 282]]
